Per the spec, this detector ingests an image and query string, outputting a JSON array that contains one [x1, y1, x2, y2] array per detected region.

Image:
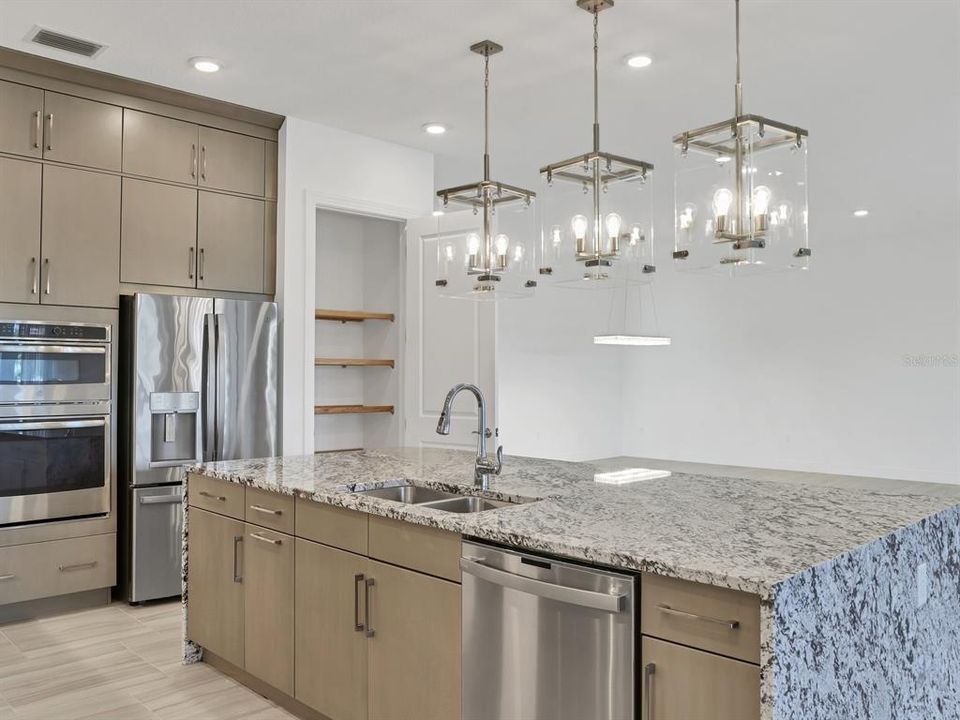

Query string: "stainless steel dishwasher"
[[461, 540, 636, 720]]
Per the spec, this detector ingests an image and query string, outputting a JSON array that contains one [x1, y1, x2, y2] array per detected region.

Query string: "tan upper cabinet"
[[186, 508, 245, 669], [0, 158, 42, 304], [0, 80, 43, 158], [122, 109, 199, 185], [243, 524, 294, 696], [264, 201, 277, 295], [264, 141, 278, 199], [121, 178, 198, 288], [41, 165, 120, 308], [198, 126, 265, 196], [42, 92, 122, 171], [295, 539, 369, 720], [367, 560, 461, 720], [641, 636, 760, 720], [198, 191, 265, 293]]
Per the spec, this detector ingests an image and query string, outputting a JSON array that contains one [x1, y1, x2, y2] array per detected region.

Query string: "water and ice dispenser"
[[149, 392, 200, 466]]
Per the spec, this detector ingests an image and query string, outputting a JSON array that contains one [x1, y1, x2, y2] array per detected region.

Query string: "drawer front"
[[641, 636, 760, 720], [368, 515, 460, 583], [188, 473, 245, 520], [245, 486, 295, 534], [295, 498, 368, 555], [641, 573, 760, 664], [0, 533, 116, 605]]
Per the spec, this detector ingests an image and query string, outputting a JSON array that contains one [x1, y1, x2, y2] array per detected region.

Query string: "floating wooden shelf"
[[314, 404, 395, 415], [315, 357, 395, 368], [315, 309, 395, 323]]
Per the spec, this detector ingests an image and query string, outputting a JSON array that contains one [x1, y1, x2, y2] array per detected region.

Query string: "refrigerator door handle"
[[214, 313, 226, 462], [201, 313, 217, 461]]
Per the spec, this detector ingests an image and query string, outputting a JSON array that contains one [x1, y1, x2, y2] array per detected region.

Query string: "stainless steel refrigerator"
[[118, 293, 278, 602]]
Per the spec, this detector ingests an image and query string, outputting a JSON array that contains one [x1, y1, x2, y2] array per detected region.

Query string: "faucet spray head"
[[436, 409, 451, 435]]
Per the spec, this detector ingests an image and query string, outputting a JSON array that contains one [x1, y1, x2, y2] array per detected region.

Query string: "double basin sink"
[[351, 481, 519, 513]]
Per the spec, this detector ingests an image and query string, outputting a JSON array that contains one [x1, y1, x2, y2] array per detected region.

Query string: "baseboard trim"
[[0, 587, 111, 625]]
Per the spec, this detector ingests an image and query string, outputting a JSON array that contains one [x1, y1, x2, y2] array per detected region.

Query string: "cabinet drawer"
[[368, 515, 460, 583], [296, 498, 368, 555], [245, 486, 294, 534], [188, 473, 245, 520], [0, 533, 116, 605], [641, 636, 760, 720], [641, 573, 760, 664]]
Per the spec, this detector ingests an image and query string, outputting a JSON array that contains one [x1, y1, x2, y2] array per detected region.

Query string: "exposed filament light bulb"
[[712, 187, 734, 234], [466, 233, 481, 268], [605, 213, 622, 255], [571, 214, 588, 255], [752, 185, 772, 232], [494, 233, 510, 269]]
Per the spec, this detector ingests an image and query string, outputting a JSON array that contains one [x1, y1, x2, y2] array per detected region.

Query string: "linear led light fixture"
[[593, 334, 671, 346]]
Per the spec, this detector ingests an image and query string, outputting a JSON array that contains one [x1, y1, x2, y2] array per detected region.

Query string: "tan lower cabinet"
[[0, 157, 41, 304], [641, 636, 760, 720], [186, 507, 245, 669], [197, 191, 265, 293], [244, 524, 294, 696], [366, 560, 461, 720], [40, 164, 120, 308], [295, 539, 368, 720]]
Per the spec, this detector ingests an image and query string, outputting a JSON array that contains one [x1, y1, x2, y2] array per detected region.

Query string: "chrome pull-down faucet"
[[436, 383, 502, 489]]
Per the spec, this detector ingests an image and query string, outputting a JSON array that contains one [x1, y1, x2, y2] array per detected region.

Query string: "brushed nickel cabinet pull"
[[0, 573, 16, 582], [198, 248, 205, 280], [364, 577, 375, 638], [233, 535, 243, 583], [656, 603, 740, 630], [354, 573, 365, 632], [188, 247, 195, 279], [33, 110, 41, 149], [249, 504, 281, 516], [30, 257, 37, 294], [249, 531, 282, 546], [59, 561, 97, 572], [191, 143, 197, 178], [43, 258, 50, 295], [643, 663, 656, 720], [45, 113, 53, 151], [198, 490, 226, 502], [200, 145, 206, 180]]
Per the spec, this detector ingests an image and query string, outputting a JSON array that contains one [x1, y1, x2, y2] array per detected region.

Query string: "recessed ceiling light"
[[423, 123, 447, 135], [625, 54, 653, 69], [853, 209, 869, 217], [190, 57, 220, 73]]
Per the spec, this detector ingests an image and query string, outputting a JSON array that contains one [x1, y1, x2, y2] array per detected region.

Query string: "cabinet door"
[[40, 165, 120, 308], [367, 560, 461, 720], [42, 92, 122, 171], [641, 637, 760, 720], [197, 192, 264, 293], [121, 179, 198, 288], [186, 507, 245, 669], [198, 127, 264, 196], [0, 80, 43, 158], [0, 158, 41, 304], [122, 109, 199, 184], [264, 140, 278, 199], [295, 539, 368, 720], [263, 201, 277, 295], [243, 525, 294, 696]]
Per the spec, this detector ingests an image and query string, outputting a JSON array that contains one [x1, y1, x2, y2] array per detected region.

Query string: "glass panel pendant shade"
[[673, 0, 809, 275], [538, 0, 655, 289], [435, 41, 538, 300]]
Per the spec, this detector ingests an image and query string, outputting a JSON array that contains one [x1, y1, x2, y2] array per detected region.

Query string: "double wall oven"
[[0, 320, 112, 526]]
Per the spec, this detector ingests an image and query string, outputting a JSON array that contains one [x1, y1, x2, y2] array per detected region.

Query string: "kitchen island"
[[183, 448, 960, 720]]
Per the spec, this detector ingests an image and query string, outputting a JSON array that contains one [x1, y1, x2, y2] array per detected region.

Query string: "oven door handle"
[[0, 344, 106, 354], [459, 557, 627, 613], [0, 418, 106, 432]]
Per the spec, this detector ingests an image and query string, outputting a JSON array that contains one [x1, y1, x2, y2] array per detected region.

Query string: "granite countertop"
[[187, 447, 960, 600]]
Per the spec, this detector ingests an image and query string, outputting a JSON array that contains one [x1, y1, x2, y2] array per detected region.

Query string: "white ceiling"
[[0, 0, 957, 207]]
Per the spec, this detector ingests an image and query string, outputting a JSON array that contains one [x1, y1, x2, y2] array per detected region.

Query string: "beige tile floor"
[[0, 601, 296, 720]]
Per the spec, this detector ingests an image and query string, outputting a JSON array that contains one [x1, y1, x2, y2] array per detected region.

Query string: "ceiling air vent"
[[28, 27, 106, 58]]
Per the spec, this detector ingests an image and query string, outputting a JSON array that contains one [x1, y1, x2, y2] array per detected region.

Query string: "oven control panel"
[[0, 322, 110, 342]]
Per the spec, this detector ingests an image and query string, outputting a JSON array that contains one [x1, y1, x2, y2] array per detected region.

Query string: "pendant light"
[[538, 0, 655, 288], [435, 41, 538, 300], [673, 0, 810, 274], [594, 283, 671, 347]]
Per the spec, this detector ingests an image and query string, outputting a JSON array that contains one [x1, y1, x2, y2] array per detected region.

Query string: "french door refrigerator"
[[118, 293, 278, 602]]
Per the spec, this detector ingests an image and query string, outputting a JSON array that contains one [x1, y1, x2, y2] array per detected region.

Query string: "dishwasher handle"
[[460, 557, 627, 613]]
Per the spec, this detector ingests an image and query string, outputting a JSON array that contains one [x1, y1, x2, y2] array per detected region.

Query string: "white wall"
[[277, 117, 433, 455]]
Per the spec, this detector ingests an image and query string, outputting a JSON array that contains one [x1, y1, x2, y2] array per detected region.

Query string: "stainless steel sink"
[[420, 496, 514, 513], [352, 484, 458, 504]]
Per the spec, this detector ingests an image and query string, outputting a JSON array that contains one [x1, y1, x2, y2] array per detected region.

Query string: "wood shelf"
[[315, 358, 394, 368], [315, 309, 395, 323], [314, 404, 395, 415]]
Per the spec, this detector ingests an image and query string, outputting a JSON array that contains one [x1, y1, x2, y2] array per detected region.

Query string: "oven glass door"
[[0, 344, 109, 403], [0, 417, 110, 525]]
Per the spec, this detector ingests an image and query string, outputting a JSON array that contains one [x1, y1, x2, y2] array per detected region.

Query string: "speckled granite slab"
[[184, 448, 960, 719]]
